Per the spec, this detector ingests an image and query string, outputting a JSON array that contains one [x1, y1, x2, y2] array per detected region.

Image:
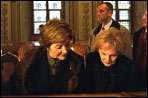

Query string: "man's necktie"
[[102, 26, 105, 30]]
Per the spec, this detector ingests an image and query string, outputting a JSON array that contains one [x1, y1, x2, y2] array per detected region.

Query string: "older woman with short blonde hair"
[[95, 27, 126, 55], [86, 27, 137, 93]]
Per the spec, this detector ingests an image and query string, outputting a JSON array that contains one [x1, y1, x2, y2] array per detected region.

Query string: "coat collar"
[[94, 19, 120, 36]]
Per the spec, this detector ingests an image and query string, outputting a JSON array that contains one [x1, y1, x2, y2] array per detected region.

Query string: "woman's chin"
[[104, 64, 111, 67], [58, 56, 67, 60]]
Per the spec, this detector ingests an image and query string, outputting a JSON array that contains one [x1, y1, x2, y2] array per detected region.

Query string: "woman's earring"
[[70, 67, 72, 71]]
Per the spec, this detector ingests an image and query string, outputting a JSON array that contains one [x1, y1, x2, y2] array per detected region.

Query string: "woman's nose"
[[106, 56, 111, 62], [62, 46, 68, 54]]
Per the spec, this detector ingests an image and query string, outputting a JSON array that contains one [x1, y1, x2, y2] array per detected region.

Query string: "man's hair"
[[39, 24, 44, 28], [99, 2, 113, 12]]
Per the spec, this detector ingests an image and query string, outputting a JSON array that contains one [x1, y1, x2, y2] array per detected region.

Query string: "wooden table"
[[1, 91, 147, 97]]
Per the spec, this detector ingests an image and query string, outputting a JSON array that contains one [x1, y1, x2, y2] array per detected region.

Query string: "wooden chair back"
[[1, 52, 20, 95]]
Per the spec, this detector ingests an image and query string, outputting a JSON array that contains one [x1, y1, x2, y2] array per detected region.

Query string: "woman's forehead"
[[52, 42, 70, 46]]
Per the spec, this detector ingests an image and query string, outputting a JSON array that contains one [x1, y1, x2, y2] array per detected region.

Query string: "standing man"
[[133, 10, 147, 91], [87, 2, 132, 60]]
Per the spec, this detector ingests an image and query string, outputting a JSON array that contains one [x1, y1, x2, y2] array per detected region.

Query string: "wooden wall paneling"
[[1, 2, 12, 44]]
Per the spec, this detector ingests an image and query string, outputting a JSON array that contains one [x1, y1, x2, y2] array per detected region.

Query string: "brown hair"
[[40, 18, 75, 47]]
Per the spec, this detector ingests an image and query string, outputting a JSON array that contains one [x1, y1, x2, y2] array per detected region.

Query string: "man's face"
[[97, 4, 112, 23], [142, 10, 147, 29]]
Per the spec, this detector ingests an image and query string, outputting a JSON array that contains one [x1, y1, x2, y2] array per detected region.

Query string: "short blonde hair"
[[40, 18, 75, 47], [95, 27, 127, 54]]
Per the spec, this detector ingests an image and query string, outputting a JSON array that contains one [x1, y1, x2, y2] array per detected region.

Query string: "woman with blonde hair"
[[86, 27, 137, 93]]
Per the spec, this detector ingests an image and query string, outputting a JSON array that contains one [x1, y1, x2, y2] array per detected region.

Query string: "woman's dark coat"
[[86, 51, 137, 93], [10, 46, 87, 95]]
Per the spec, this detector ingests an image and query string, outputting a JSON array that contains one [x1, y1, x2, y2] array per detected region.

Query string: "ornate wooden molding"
[[1, 2, 12, 44], [78, 1, 92, 42]]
